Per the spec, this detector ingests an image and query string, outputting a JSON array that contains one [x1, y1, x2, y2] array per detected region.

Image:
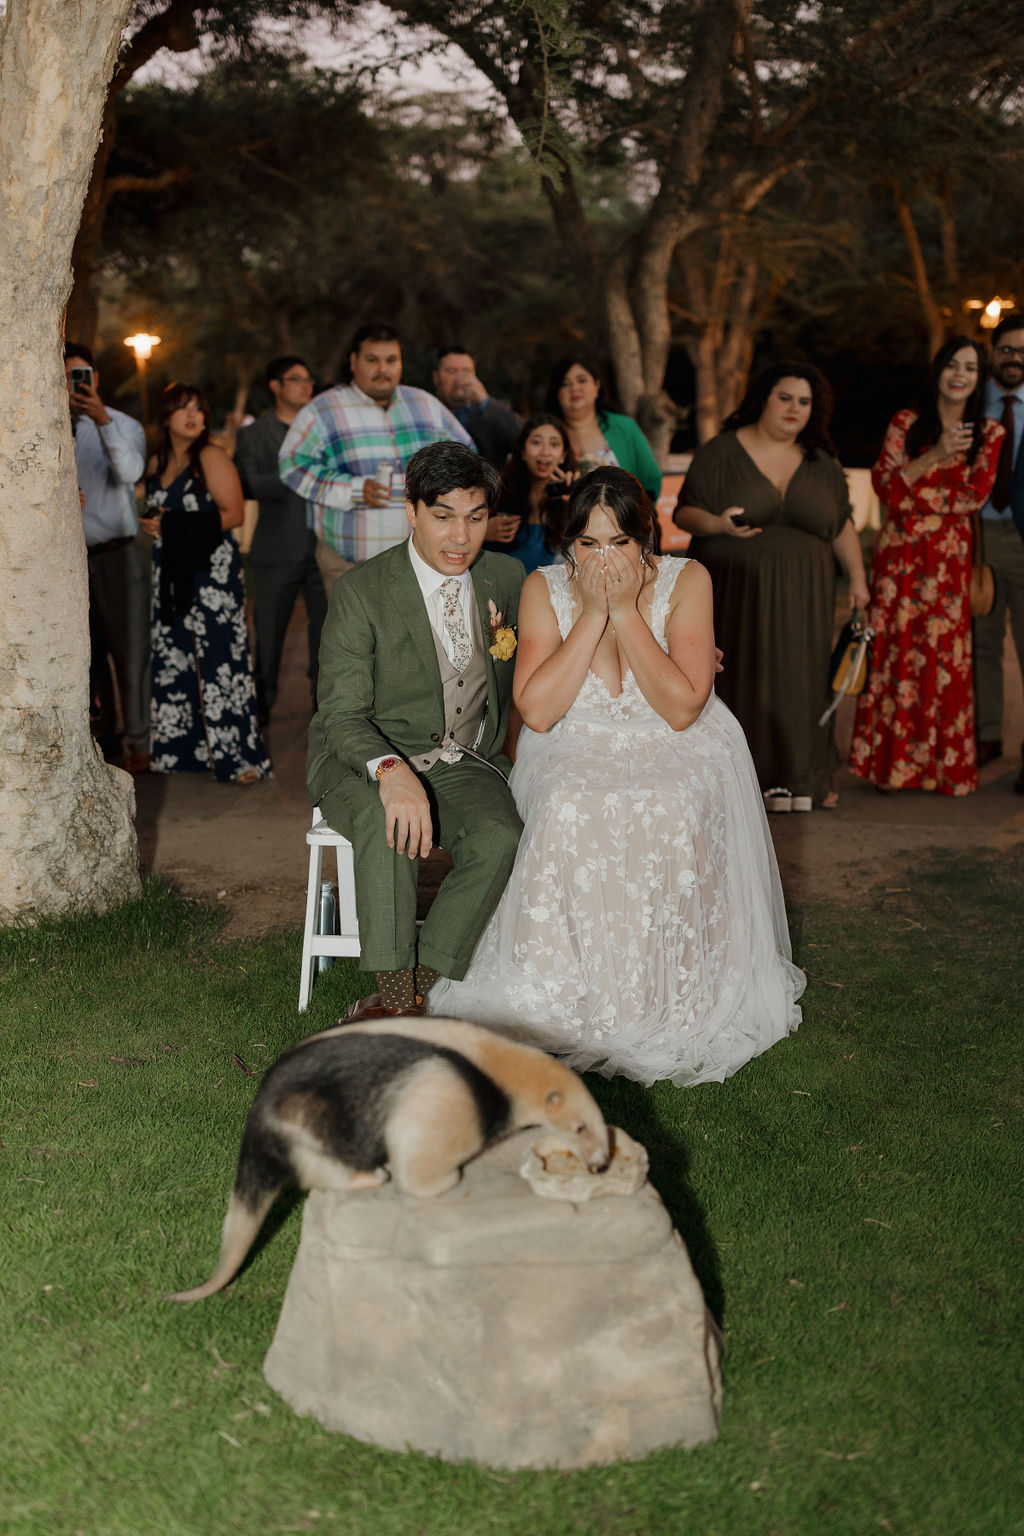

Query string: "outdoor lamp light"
[[965, 296, 1016, 330], [124, 333, 161, 419], [124, 332, 161, 360]]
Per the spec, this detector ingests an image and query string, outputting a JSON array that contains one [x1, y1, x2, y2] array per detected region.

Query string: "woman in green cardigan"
[[544, 354, 662, 503]]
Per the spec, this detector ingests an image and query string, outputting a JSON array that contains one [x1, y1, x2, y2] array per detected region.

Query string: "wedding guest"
[[432, 345, 521, 468], [278, 322, 473, 595], [673, 361, 868, 809], [973, 313, 1024, 790], [429, 468, 804, 1086], [849, 336, 1003, 796], [484, 413, 577, 574], [140, 384, 270, 784], [65, 342, 150, 774], [543, 354, 662, 502], [234, 355, 327, 722]]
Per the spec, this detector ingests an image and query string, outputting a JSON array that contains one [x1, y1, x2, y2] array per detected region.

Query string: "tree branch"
[[103, 166, 191, 200], [113, 0, 210, 96]]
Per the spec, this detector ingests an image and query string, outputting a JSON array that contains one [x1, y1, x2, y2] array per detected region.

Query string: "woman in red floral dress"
[[849, 337, 1003, 796]]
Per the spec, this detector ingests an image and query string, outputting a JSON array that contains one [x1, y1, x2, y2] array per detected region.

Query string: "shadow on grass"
[[587, 1073, 724, 1327], [0, 874, 223, 965], [241, 1186, 306, 1284]]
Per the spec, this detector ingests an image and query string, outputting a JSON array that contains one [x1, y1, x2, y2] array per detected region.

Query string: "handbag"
[[969, 510, 995, 618], [819, 607, 875, 726]]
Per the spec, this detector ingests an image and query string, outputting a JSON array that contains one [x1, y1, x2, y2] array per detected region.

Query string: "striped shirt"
[[277, 382, 474, 562]]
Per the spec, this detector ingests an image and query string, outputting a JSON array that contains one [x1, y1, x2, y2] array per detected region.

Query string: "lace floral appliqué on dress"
[[429, 558, 804, 1086]]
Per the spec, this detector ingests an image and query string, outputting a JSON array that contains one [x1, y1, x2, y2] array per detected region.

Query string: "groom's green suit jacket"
[[307, 539, 525, 807]]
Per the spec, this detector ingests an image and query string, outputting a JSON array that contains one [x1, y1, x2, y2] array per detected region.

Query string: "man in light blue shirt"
[[66, 343, 150, 772]]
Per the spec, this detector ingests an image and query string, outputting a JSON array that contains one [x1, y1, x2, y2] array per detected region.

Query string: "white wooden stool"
[[299, 809, 361, 1011]]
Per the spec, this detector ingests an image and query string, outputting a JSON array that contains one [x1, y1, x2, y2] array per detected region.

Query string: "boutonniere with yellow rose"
[[487, 598, 517, 661]]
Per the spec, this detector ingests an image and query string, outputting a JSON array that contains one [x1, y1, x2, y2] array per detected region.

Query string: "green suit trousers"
[[320, 754, 522, 980]]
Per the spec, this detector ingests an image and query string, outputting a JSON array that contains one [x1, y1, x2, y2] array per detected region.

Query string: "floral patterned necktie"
[[441, 578, 473, 672]]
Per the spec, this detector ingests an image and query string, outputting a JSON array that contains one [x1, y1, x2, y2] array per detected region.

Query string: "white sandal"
[[763, 787, 792, 813], [790, 795, 813, 812]]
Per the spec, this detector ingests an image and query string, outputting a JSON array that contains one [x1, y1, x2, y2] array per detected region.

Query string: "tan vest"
[[411, 599, 489, 772]]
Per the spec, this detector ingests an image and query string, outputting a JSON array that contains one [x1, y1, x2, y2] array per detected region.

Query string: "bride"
[[428, 467, 804, 1086]]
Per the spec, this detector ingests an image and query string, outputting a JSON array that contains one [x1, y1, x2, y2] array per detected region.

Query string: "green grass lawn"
[[1, 854, 1021, 1536]]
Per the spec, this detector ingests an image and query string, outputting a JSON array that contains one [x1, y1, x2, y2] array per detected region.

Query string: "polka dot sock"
[[375, 969, 417, 1011], [415, 965, 440, 1000]]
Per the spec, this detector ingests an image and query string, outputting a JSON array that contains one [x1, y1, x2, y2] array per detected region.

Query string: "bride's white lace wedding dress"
[[428, 558, 805, 1086]]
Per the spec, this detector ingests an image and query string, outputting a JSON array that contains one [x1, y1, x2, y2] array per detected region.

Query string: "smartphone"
[[69, 366, 93, 392]]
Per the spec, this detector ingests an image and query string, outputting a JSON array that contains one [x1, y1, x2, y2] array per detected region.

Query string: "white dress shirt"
[[405, 534, 475, 667]]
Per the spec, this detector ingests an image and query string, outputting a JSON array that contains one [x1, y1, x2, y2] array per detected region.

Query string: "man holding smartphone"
[[65, 341, 150, 773]]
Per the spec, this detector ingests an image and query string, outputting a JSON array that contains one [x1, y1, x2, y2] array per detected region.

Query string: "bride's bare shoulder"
[[519, 566, 563, 623], [662, 555, 710, 597]]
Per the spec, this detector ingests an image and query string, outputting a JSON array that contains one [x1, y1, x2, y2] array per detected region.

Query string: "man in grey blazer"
[[235, 356, 327, 720], [308, 441, 525, 1016]]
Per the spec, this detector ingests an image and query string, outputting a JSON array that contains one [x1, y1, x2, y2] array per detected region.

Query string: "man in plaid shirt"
[[278, 322, 474, 593]]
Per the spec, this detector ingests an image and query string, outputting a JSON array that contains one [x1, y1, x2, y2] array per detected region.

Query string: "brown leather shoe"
[[976, 739, 1003, 767], [122, 749, 151, 774], [343, 994, 425, 1022]]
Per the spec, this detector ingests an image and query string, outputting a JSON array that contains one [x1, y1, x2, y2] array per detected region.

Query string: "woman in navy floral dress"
[[140, 384, 270, 783]]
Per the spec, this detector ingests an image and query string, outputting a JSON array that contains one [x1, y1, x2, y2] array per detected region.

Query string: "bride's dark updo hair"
[[557, 466, 657, 563]]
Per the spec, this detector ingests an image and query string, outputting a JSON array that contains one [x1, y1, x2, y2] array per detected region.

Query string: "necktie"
[[991, 393, 1017, 511], [441, 578, 473, 672]]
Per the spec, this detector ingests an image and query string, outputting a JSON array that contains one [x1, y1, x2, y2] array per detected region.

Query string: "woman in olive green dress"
[[673, 362, 869, 808]]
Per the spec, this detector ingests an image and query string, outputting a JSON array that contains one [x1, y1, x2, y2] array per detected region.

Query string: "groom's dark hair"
[[405, 441, 503, 510], [559, 466, 657, 562]]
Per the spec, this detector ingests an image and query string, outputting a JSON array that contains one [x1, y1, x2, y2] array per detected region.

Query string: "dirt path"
[[134, 612, 1024, 939]]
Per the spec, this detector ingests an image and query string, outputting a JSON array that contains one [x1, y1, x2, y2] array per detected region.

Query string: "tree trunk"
[[65, 1, 202, 344], [65, 97, 117, 346], [892, 182, 946, 356], [601, 0, 747, 461], [0, 0, 140, 922]]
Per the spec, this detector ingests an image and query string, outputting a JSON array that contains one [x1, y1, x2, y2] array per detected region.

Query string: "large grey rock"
[[263, 1129, 722, 1468]]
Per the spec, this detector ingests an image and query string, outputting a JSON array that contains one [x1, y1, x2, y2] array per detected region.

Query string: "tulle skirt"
[[429, 691, 804, 1086]]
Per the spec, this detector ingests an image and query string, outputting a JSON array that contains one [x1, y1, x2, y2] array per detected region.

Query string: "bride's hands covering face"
[[603, 543, 643, 617], [576, 547, 609, 618]]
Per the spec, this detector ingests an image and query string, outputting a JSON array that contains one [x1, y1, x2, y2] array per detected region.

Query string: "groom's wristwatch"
[[375, 756, 402, 781]]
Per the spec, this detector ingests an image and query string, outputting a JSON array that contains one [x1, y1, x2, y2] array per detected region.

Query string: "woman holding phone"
[[484, 413, 577, 573], [673, 361, 868, 810], [848, 336, 1003, 796], [140, 383, 270, 783]]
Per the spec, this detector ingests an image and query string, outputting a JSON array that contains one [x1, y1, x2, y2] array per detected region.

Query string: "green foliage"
[[100, 59, 581, 411], [382, 0, 1024, 380], [1, 858, 1022, 1534], [90, 2, 1024, 431]]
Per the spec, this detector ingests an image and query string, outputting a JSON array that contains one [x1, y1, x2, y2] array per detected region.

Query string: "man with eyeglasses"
[[974, 315, 1024, 792], [235, 356, 328, 722]]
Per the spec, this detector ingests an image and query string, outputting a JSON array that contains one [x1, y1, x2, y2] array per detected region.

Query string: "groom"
[[307, 440, 525, 1016]]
